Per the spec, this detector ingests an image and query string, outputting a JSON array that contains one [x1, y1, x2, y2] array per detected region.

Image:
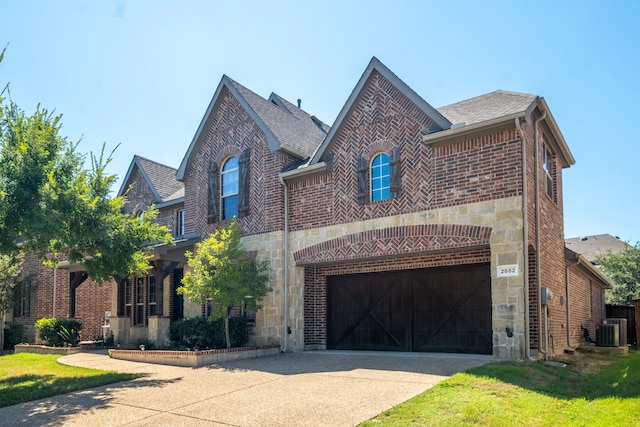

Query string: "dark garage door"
[[327, 263, 492, 354]]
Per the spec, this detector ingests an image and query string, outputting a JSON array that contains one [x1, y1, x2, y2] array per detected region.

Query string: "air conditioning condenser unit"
[[603, 318, 627, 347], [596, 323, 619, 347]]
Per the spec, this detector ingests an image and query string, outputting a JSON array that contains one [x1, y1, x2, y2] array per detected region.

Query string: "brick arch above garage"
[[293, 224, 492, 266]]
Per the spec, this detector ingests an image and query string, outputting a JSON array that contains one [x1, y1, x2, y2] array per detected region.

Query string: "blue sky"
[[2, 1, 639, 242]]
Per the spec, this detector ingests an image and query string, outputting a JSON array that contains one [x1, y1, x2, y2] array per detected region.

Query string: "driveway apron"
[[0, 350, 491, 426]]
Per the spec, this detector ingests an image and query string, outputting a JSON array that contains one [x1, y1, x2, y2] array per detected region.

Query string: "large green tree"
[[596, 242, 640, 306], [179, 220, 271, 348], [0, 48, 171, 285]]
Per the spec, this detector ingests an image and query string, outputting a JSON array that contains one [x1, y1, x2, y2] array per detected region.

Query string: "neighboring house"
[[6, 253, 111, 344], [565, 234, 628, 264], [109, 57, 611, 359]]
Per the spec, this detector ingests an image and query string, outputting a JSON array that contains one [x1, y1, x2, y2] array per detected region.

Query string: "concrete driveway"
[[0, 350, 491, 426]]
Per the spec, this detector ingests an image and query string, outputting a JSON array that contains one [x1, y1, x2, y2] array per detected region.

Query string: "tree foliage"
[[0, 50, 172, 283], [596, 242, 640, 306], [178, 220, 271, 348]]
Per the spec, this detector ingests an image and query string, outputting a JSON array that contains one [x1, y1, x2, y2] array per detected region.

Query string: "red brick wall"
[[523, 113, 567, 354], [123, 168, 156, 214], [122, 165, 184, 236], [183, 87, 294, 237], [304, 248, 491, 347], [288, 71, 524, 232], [11, 255, 111, 342], [567, 266, 606, 348]]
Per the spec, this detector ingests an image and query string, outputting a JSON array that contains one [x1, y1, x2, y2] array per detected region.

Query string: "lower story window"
[[121, 275, 158, 326], [14, 280, 31, 317]]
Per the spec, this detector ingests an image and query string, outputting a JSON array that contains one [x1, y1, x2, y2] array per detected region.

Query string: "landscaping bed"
[[14, 344, 81, 355], [109, 344, 280, 367]]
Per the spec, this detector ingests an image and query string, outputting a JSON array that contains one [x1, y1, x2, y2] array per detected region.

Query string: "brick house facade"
[[108, 57, 611, 359], [6, 253, 111, 345]]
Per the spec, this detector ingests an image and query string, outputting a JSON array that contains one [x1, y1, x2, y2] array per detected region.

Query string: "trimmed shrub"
[[170, 316, 250, 349], [35, 317, 82, 347], [3, 324, 26, 350]]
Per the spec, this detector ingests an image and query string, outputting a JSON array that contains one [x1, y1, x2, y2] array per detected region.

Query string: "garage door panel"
[[327, 263, 492, 354], [328, 272, 411, 350]]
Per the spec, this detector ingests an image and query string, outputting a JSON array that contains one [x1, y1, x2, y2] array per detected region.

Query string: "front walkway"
[[0, 350, 491, 426]]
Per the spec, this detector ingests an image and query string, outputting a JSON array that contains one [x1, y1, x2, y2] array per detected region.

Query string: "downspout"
[[515, 117, 536, 362], [534, 110, 548, 359], [52, 267, 58, 317], [279, 176, 290, 353]]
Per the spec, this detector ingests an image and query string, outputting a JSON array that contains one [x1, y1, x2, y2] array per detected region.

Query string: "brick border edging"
[[109, 344, 281, 368], [14, 344, 82, 355]]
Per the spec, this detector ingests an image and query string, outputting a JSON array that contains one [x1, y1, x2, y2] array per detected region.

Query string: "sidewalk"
[[0, 350, 491, 426]]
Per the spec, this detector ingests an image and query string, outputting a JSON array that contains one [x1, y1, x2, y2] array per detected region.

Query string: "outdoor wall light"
[[505, 327, 513, 338]]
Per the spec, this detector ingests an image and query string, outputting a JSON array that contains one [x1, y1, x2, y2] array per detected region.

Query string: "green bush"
[[3, 324, 26, 350], [35, 318, 82, 347], [170, 316, 250, 349]]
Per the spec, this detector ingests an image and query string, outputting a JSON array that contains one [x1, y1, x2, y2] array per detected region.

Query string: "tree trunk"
[[0, 317, 5, 352]]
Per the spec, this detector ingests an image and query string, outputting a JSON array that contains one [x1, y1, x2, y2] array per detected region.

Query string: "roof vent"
[[297, 99, 301, 108], [580, 236, 588, 241]]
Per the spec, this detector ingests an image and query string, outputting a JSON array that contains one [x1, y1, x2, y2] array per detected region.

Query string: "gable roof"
[[425, 90, 575, 168], [309, 57, 452, 164], [565, 234, 628, 264], [437, 90, 538, 127], [118, 155, 184, 203], [176, 76, 327, 181], [565, 247, 614, 289]]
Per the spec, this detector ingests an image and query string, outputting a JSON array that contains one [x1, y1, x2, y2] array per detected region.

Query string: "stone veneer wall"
[[239, 195, 526, 359]]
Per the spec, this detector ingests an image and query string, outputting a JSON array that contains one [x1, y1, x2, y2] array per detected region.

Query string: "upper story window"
[[177, 209, 185, 236], [543, 144, 554, 200], [371, 153, 391, 202], [357, 146, 401, 205], [207, 150, 250, 224], [221, 157, 239, 220]]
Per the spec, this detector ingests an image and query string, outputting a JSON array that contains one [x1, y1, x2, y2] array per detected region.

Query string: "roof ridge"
[[135, 155, 178, 171]]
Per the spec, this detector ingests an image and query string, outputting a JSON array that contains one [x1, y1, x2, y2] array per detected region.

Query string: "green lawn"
[[361, 350, 640, 426], [0, 353, 138, 408]]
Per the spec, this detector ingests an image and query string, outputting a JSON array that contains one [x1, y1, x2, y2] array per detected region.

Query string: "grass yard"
[[0, 353, 138, 408], [362, 350, 640, 426]]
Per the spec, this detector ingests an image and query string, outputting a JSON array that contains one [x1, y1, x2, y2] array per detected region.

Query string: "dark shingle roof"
[[437, 90, 537, 126], [227, 78, 327, 158], [565, 234, 628, 263], [134, 156, 184, 202]]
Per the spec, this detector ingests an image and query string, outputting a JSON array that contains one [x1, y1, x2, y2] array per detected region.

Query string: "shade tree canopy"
[[0, 48, 172, 283], [596, 241, 640, 306]]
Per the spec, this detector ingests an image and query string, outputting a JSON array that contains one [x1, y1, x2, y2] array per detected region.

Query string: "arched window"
[[221, 156, 239, 219], [371, 153, 391, 202]]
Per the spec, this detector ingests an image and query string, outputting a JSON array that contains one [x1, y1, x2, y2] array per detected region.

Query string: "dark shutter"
[[356, 156, 368, 205], [238, 149, 250, 217], [207, 160, 219, 224], [390, 146, 401, 198]]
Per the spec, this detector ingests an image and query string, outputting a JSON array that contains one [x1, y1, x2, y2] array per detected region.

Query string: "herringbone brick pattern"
[[294, 224, 491, 265], [183, 88, 292, 237]]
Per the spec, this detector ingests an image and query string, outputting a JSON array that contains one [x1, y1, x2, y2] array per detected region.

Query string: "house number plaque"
[[497, 264, 519, 277]]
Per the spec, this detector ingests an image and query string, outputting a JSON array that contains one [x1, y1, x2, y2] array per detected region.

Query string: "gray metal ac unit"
[[596, 323, 619, 347], [603, 318, 628, 347]]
